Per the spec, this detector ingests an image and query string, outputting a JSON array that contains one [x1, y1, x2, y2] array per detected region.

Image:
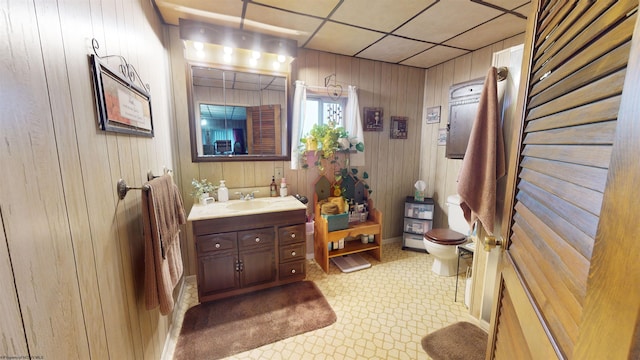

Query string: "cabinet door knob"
[[215, 243, 221, 248], [291, 251, 296, 256], [255, 237, 261, 243], [290, 233, 296, 238], [291, 269, 296, 274]]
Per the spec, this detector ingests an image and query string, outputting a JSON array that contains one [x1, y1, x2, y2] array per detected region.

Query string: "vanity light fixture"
[[179, 18, 297, 63]]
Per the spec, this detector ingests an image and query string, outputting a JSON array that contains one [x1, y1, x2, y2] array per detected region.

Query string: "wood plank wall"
[[421, 35, 524, 228], [1, 1, 180, 359]]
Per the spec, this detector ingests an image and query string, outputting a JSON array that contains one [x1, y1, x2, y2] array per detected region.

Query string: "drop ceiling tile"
[[483, 0, 531, 11], [400, 46, 468, 68], [244, 3, 323, 45], [444, 14, 526, 50], [155, 0, 243, 26], [514, 2, 533, 18], [331, 0, 436, 33], [394, 0, 502, 43], [357, 36, 433, 63], [256, 0, 340, 18], [305, 22, 385, 56]]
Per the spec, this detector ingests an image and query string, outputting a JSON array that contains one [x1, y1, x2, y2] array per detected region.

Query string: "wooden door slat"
[[520, 168, 604, 216], [523, 120, 616, 145], [518, 179, 599, 238], [512, 219, 583, 322], [520, 157, 608, 193], [510, 240, 575, 357], [532, 0, 631, 76], [526, 96, 621, 133], [514, 203, 589, 297], [531, 34, 631, 105], [535, 0, 593, 57], [528, 69, 625, 121], [536, 0, 577, 49], [536, 0, 569, 37], [522, 144, 612, 169], [515, 191, 594, 259]]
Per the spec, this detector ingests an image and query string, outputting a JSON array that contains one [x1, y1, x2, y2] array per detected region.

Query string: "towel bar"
[[117, 179, 150, 200]]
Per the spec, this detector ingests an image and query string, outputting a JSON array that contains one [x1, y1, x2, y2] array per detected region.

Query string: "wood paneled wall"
[[1, 1, 179, 359], [421, 35, 524, 228]]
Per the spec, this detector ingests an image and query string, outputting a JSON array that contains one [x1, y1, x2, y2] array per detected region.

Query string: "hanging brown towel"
[[142, 174, 186, 315], [456, 67, 506, 235]]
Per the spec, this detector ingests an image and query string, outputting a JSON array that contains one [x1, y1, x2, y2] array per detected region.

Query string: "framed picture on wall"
[[438, 128, 447, 146], [90, 54, 154, 137], [363, 107, 383, 131], [390, 116, 408, 139], [426, 106, 441, 124]]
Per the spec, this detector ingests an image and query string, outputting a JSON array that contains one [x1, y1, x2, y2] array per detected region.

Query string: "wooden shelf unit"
[[313, 199, 382, 273]]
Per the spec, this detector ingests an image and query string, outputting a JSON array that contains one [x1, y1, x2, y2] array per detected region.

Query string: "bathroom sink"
[[187, 195, 307, 221], [226, 200, 270, 211]]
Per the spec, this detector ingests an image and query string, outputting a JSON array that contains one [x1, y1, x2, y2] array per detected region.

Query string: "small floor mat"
[[331, 254, 371, 273], [421, 321, 488, 360]]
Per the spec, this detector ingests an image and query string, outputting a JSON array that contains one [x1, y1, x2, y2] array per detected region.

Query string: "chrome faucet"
[[235, 190, 258, 200]]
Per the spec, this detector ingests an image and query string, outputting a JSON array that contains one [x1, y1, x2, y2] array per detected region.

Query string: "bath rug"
[[422, 321, 488, 360], [174, 281, 336, 359]]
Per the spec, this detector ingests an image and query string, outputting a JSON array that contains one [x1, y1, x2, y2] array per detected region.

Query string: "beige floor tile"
[[167, 241, 473, 359]]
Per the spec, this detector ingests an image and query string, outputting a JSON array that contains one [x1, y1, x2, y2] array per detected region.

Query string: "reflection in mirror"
[[189, 65, 289, 161]]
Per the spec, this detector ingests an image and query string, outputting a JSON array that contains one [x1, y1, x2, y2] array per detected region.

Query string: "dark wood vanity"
[[190, 199, 307, 303]]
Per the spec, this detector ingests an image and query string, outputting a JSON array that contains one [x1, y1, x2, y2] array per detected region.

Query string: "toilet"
[[423, 195, 470, 276]]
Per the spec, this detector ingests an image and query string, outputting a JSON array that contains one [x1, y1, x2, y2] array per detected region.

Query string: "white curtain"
[[290, 80, 307, 169], [345, 85, 365, 166]]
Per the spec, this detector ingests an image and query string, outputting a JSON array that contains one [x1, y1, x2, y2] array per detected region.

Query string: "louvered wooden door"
[[246, 104, 282, 155], [487, 1, 639, 359]]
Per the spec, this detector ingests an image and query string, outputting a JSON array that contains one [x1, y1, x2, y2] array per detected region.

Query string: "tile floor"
[[165, 240, 474, 359]]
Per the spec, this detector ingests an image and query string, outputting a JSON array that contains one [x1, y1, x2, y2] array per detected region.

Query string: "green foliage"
[[190, 178, 216, 198]]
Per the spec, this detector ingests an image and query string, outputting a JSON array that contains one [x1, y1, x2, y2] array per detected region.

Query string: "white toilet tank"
[[446, 194, 470, 235]]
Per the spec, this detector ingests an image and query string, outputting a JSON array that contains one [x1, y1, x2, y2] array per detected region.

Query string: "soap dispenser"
[[218, 180, 229, 202]]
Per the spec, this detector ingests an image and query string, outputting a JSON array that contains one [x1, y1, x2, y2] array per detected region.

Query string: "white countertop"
[[187, 195, 307, 221]]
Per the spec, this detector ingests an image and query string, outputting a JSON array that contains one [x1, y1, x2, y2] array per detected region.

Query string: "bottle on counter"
[[218, 180, 229, 202], [280, 177, 288, 197], [270, 176, 277, 197]]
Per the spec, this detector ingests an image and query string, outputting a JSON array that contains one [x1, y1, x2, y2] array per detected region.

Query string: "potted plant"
[[191, 178, 217, 204]]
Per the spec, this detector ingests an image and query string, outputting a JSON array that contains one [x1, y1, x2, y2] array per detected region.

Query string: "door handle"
[[483, 236, 503, 252]]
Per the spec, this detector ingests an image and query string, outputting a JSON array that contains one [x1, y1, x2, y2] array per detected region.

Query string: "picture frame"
[[90, 54, 154, 137], [437, 128, 447, 146], [363, 107, 383, 131], [390, 116, 408, 139], [426, 106, 441, 124]]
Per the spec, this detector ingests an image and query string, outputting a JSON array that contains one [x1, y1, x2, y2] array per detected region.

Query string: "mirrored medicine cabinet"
[[187, 64, 290, 162]]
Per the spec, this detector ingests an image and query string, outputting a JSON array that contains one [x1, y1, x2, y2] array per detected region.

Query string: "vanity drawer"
[[279, 260, 305, 280], [279, 242, 305, 263], [279, 224, 305, 245], [197, 233, 237, 254], [238, 227, 275, 250]]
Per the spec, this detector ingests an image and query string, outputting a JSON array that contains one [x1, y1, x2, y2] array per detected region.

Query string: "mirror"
[[187, 64, 289, 161]]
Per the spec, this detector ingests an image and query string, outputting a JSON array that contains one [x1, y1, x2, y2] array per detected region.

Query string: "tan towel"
[[457, 67, 506, 235], [142, 174, 186, 315]]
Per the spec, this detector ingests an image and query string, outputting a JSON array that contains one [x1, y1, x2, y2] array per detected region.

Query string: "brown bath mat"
[[174, 281, 336, 360], [422, 321, 488, 360]]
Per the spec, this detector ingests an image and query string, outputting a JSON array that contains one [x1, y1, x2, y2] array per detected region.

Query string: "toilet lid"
[[424, 228, 467, 245]]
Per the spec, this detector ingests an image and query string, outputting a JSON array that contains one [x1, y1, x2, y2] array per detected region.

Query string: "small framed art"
[[426, 106, 441, 124], [390, 116, 408, 139], [363, 107, 383, 131]]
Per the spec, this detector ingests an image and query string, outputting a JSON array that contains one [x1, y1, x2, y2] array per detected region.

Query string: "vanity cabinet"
[[197, 228, 276, 297], [192, 207, 306, 303]]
